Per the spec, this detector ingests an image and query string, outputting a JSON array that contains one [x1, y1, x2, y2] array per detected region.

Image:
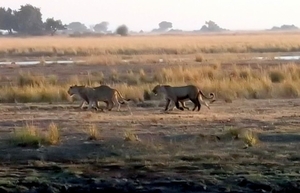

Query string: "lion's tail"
[[116, 90, 131, 104], [199, 90, 216, 104]]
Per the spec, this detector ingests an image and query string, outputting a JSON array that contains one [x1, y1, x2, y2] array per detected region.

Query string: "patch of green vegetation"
[[9, 122, 60, 148]]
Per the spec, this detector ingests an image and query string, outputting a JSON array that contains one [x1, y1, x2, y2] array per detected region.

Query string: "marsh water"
[[0, 55, 299, 66]]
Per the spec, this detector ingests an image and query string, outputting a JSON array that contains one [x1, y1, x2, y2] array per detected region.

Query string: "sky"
[[1, 0, 299, 32]]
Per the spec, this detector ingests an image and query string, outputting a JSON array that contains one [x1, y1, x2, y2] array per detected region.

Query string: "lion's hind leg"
[[190, 98, 201, 111], [111, 96, 122, 111], [107, 101, 114, 111], [199, 95, 210, 110]]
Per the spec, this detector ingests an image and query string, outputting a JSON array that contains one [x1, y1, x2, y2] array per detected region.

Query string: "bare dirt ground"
[[0, 97, 300, 192]]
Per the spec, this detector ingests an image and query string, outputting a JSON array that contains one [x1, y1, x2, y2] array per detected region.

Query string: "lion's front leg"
[[79, 100, 86, 109], [164, 99, 171, 111], [87, 100, 94, 110]]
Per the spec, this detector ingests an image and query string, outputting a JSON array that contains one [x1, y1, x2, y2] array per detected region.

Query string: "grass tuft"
[[86, 124, 100, 141], [45, 122, 60, 145], [9, 122, 61, 148], [241, 129, 259, 147], [226, 127, 239, 140], [10, 123, 41, 148], [124, 130, 141, 142]]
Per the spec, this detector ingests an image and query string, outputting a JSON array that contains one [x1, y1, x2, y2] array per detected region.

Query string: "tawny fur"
[[67, 85, 131, 112], [152, 84, 215, 111]]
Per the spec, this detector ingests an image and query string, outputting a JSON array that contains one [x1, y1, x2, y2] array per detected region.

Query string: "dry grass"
[[225, 127, 259, 148], [46, 122, 60, 145], [1, 33, 300, 57], [85, 54, 174, 65], [86, 124, 100, 140], [241, 130, 259, 147], [124, 130, 141, 142], [10, 122, 61, 147], [2, 62, 300, 103]]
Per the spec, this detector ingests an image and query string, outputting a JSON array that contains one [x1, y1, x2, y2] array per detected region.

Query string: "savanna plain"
[[0, 33, 300, 192]]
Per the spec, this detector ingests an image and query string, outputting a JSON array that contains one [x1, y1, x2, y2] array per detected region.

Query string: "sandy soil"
[[0, 97, 300, 192]]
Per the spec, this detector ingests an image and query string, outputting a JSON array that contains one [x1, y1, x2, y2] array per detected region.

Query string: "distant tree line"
[[1, 3, 297, 36], [0, 4, 129, 36], [0, 3, 228, 37], [0, 4, 65, 35], [269, 24, 298, 31]]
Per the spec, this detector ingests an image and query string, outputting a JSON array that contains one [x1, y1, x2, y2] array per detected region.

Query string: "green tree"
[[14, 4, 44, 35], [158, 21, 172, 31], [200, 20, 227, 32], [93, 21, 109, 33], [116, 25, 128, 36], [0, 7, 17, 34], [45, 18, 66, 35], [67, 22, 87, 32]]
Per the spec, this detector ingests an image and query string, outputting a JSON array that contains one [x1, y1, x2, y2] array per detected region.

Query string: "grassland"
[[1, 32, 300, 59], [0, 33, 300, 192], [1, 61, 300, 103]]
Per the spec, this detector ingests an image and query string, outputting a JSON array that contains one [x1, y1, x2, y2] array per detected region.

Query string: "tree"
[[270, 24, 298, 31], [0, 7, 17, 34], [45, 18, 66, 35], [67, 22, 87, 32], [116, 25, 128, 36], [200, 20, 227, 32], [93, 21, 109, 33], [158, 21, 172, 31], [14, 4, 44, 35]]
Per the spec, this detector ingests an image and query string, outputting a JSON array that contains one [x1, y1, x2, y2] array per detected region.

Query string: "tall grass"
[[10, 122, 60, 147], [1, 63, 300, 103], [1, 33, 300, 57]]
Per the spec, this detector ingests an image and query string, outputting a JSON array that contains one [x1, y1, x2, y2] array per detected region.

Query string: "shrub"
[[10, 123, 41, 148], [9, 122, 61, 147], [195, 54, 204, 62], [269, 70, 285, 83]]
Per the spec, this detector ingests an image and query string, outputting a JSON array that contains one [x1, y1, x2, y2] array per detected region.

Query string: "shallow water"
[[0, 55, 299, 66], [255, 55, 300, 60], [0, 60, 85, 66]]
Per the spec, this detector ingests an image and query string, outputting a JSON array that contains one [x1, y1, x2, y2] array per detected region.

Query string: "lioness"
[[67, 85, 106, 110], [152, 84, 215, 111], [67, 85, 130, 112]]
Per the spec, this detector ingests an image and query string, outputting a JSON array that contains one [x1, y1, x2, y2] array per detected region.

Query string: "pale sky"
[[1, 0, 299, 31]]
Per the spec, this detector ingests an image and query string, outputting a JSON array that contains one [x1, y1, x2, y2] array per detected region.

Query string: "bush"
[[116, 25, 128, 36], [269, 70, 285, 83]]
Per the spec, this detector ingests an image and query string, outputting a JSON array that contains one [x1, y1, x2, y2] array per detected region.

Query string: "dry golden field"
[[0, 33, 300, 192], [1, 32, 300, 58]]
